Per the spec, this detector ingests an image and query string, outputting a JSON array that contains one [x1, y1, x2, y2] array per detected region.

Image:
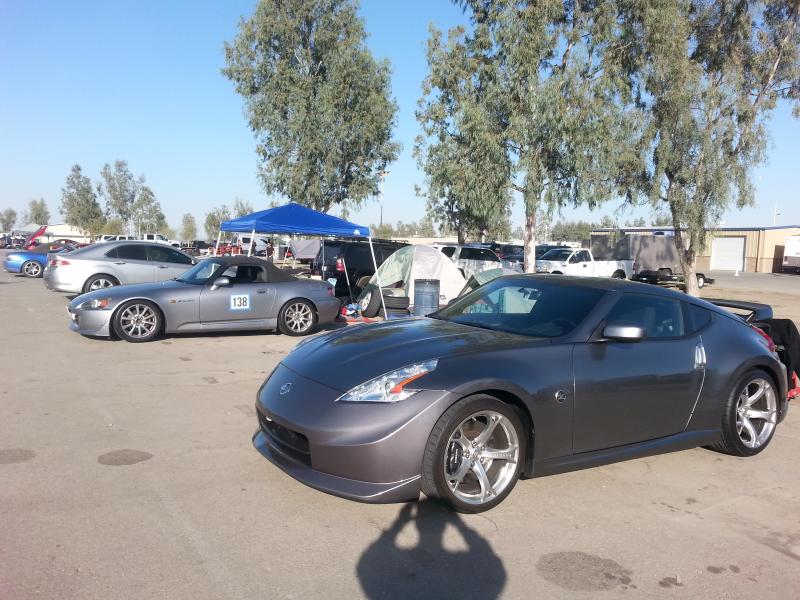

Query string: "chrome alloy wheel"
[[443, 411, 520, 505], [284, 302, 313, 333], [119, 304, 158, 339], [735, 377, 777, 449], [89, 277, 115, 290], [23, 261, 42, 277]]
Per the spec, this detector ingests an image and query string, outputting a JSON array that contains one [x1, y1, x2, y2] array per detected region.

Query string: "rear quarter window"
[[684, 303, 713, 333]]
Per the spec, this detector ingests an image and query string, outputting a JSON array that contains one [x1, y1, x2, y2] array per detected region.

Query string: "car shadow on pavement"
[[356, 500, 506, 599]]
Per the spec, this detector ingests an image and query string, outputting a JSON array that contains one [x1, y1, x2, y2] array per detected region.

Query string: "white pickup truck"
[[142, 233, 182, 248], [535, 248, 633, 279]]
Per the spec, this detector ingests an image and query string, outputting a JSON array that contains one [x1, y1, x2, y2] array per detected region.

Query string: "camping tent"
[[218, 203, 388, 317], [363, 245, 466, 312]]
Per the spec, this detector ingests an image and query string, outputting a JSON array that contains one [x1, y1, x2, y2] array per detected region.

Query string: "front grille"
[[258, 411, 311, 466]]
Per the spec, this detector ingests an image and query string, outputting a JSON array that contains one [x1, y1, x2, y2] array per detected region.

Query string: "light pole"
[[378, 170, 388, 228]]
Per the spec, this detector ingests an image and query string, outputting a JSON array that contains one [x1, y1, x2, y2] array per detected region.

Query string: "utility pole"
[[773, 203, 780, 226], [378, 170, 387, 228]]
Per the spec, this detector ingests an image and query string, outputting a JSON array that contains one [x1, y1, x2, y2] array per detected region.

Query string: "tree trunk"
[[523, 205, 537, 273], [673, 226, 700, 297], [457, 222, 466, 245]]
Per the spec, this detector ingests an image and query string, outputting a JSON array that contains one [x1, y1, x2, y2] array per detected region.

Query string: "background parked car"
[[437, 244, 502, 279], [311, 239, 408, 300], [43, 240, 195, 293], [535, 248, 633, 279], [4, 242, 78, 278]]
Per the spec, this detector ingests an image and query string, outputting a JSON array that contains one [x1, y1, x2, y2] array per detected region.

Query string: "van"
[[784, 235, 800, 274]]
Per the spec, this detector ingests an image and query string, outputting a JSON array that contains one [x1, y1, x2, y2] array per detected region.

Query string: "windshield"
[[539, 248, 573, 261], [176, 259, 223, 284], [435, 277, 604, 338]]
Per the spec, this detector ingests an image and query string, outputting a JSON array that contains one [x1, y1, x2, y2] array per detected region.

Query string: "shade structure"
[[220, 203, 370, 238]]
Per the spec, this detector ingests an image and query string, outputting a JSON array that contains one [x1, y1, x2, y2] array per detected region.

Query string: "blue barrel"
[[414, 279, 440, 317]]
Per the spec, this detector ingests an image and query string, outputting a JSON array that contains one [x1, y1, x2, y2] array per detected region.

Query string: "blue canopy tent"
[[217, 203, 386, 317]]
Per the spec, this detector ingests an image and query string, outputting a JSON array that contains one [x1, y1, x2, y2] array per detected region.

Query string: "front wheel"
[[22, 260, 42, 278], [278, 299, 317, 336], [713, 370, 779, 456], [113, 300, 162, 343], [421, 395, 526, 513]]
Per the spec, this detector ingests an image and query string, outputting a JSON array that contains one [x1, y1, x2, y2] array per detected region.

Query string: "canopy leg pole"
[[214, 231, 222, 256], [248, 229, 255, 256], [341, 255, 353, 305], [368, 236, 388, 320]]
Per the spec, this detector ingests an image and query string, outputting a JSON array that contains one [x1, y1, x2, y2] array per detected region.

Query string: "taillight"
[[51, 257, 70, 268], [327, 286, 334, 297], [335, 258, 345, 272], [753, 326, 777, 353]]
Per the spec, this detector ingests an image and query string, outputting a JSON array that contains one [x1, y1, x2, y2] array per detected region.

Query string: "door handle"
[[157, 265, 169, 269], [694, 343, 707, 369], [257, 289, 266, 294], [114, 261, 126, 265]]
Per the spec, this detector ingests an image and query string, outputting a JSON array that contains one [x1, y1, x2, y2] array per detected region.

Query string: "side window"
[[104, 247, 118, 259], [577, 251, 591, 262], [166, 249, 193, 265], [460, 248, 479, 260], [116, 244, 147, 261], [605, 294, 685, 339], [146, 245, 176, 263], [685, 303, 712, 333], [441, 247, 456, 258], [568, 252, 579, 264], [220, 265, 262, 284], [345, 244, 371, 268], [478, 249, 500, 261]]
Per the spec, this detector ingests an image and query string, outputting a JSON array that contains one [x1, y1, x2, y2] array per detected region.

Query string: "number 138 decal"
[[230, 294, 250, 310]]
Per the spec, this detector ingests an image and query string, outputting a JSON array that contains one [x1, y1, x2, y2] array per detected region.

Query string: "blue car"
[[4, 243, 75, 278]]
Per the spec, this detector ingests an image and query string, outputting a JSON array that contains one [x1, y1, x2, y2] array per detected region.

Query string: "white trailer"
[[784, 235, 800, 274]]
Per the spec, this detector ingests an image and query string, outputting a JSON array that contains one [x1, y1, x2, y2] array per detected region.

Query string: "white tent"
[[366, 245, 466, 309]]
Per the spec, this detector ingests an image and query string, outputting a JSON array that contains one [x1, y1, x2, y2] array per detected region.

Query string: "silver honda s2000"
[[66, 256, 341, 342], [253, 275, 790, 513]]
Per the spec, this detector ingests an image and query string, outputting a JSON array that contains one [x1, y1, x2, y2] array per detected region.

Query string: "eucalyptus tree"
[[223, 0, 399, 213], [205, 206, 231, 239], [98, 161, 138, 233], [232, 197, 254, 218], [25, 198, 50, 225], [0, 209, 17, 231], [181, 213, 197, 241], [60, 165, 106, 238], [621, 0, 800, 295]]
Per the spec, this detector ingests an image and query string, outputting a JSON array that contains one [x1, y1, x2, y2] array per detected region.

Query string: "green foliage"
[[550, 220, 595, 243], [0, 208, 17, 231], [620, 0, 800, 294], [223, 0, 400, 213], [24, 198, 50, 225], [415, 25, 512, 244], [232, 197, 254, 218], [131, 182, 166, 236], [98, 161, 138, 231], [205, 206, 231, 239], [651, 212, 673, 227], [60, 165, 106, 237], [101, 219, 125, 235], [181, 213, 198, 240]]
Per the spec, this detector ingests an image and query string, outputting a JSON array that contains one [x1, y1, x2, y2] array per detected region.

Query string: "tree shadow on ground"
[[357, 500, 506, 599]]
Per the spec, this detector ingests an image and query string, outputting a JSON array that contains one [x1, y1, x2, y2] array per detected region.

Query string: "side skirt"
[[530, 429, 722, 478]]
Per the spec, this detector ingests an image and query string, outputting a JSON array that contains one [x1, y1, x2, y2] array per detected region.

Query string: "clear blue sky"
[[1, 0, 798, 234]]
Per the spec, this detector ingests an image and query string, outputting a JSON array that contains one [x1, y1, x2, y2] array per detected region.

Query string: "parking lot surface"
[[1, 258, 799, 599]]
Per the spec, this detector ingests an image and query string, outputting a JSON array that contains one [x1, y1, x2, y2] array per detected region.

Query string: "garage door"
[[710, 236, 745, 271]]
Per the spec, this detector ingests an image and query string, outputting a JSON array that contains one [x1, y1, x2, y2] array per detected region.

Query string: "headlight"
[[79, 298, 111, 310], [336, 359, 438, 403]]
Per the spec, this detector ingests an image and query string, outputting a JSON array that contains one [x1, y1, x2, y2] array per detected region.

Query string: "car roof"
[[200, 255, 296, 281]]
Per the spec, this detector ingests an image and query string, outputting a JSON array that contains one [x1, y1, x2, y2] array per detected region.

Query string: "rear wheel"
[[611, 270, 626, 279], [278, 299, 317, 336], [421, 395, 526, 513], [113, 300, 162, 343], [713, 370, 779, 456], [21, 260, 42, 278], [83, 274, 119, 293]]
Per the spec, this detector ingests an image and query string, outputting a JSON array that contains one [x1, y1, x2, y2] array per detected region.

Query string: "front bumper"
[[253, 364, 453, 503], [67, 306, 113, 337]]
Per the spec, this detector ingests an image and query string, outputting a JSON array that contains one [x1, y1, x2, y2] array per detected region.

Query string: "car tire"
[[83, 274, 120, 294], [383, 295, 410, 310], [359, 285, 382, 318], [112, 300, 162, 343], [21, 260, 42, 278], [355, 275, 372, 289], [278, 299, 317, 336], [712, 369, 779, 457], [611, 270, 626, 279], [421, 394, 527, 513]]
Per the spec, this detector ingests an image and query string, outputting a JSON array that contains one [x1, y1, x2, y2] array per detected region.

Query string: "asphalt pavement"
[[1, 257, 799, 599]]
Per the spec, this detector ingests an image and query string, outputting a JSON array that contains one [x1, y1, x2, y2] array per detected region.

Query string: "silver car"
[[66, 256, 341, 342], [44, 241, 195, 294]]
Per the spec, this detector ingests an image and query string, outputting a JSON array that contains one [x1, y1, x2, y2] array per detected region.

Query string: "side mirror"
[[211, 276, 231, 291], [602, 321, 646, 342]]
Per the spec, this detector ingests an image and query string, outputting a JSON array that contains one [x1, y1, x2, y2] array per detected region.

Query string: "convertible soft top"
[[202, 255, 296, 283]]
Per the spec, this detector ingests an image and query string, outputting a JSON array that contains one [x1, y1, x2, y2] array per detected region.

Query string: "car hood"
[[281, 317, 539, 392], [69, 279, 188, 308]]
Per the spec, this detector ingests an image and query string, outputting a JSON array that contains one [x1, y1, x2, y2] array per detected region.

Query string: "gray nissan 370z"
[[66, 256, 341, 342], [254, 275, 789, 512]]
